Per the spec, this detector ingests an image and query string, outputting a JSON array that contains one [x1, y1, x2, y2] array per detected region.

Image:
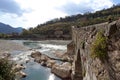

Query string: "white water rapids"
[[10, 40, 70, 80]]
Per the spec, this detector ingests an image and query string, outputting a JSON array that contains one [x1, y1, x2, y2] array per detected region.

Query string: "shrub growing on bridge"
[[91, 31, 108, 62]]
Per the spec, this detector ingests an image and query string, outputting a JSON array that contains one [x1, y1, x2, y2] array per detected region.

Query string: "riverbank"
[[0, 40, 30, 79], [0, 40, 71, 80], [0, 40, 29, 54]]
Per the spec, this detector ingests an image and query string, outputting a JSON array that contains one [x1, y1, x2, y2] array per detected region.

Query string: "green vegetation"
[[0, 58, 15, 80], [1, 4, 120, 39], [91, 31, 108, 62], [21, 22, 72, 38], [0, 33, 9, 38], [19, 4, 120, 39]]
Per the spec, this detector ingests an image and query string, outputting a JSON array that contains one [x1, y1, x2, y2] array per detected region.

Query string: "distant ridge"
[[0, 22, 23, 34]]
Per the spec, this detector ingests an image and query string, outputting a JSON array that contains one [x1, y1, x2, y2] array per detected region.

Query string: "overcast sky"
[[0, 0, 119, 28]]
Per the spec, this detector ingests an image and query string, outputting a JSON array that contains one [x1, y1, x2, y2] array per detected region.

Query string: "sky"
[[0, 0, 120, 29]]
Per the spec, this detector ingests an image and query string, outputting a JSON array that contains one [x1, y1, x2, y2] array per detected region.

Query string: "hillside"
[[21, 4, 120, 39], [0, 22, 23, 34]]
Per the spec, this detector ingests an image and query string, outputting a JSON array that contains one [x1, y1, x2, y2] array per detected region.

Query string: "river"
[[10, 40, 70, 80]]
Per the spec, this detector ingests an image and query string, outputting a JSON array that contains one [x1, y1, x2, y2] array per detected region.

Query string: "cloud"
[[59, 0, 114, 15], [0, 0, 115, 29], [59, 2, 94, 15], [0, 0, 24, 16]]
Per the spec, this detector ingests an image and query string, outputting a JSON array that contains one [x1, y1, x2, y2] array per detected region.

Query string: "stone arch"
[[73, 49, 83, 80]]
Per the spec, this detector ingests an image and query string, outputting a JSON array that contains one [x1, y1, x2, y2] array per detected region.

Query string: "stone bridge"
[[71, 20, 120, 80]]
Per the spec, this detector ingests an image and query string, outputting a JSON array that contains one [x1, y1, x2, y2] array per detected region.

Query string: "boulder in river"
[[13, 64, 26, 72], [46, 60, 56, 68], [31, 51, 41, 58], [51, 62, 72, 79], [12, 64, 27, 78], [40, 54, 50, 61], [16, 71, 27, 78]]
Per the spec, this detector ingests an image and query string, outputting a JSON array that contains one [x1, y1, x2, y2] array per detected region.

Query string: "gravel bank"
[[0, 40, 29, 54]]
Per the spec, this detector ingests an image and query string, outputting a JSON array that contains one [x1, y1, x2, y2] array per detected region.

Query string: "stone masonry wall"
[[71, 20, 120, 80]]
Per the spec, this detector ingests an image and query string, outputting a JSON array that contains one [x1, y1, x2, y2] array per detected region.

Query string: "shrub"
[[0, 58, 15, 80], [91, 31, 108, 62]]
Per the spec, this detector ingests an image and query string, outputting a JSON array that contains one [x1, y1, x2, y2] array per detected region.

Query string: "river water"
[[11, 40, 70, 80]]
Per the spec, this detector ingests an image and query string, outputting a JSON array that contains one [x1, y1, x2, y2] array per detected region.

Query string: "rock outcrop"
[[16, 71, 27, 78], [51, 62, 72, 79], [31, 51, 42, 58], [31, 51, 72, 79], [12, 64, 27, 78], [71, 19, 120, 80], [31, 51, 53, 67]]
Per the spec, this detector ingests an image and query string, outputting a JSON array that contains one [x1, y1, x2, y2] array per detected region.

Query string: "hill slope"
[[21, 4, 120, 39], [0, 22, 23, 34]]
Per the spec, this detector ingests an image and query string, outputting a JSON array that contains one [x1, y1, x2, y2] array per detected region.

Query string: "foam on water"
[[48, 74, 55, 80], [11, 42, 67, 64], [12, 51, 33, 64], [39, 43, 67, 50], [39, 48, 51, 53], [11, 40, 68, 80]]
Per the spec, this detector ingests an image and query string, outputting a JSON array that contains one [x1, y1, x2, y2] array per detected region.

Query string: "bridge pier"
[[72, 49, 83, 80]]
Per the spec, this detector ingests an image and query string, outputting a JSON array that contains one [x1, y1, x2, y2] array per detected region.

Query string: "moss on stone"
[[91, 31, 108, 62]]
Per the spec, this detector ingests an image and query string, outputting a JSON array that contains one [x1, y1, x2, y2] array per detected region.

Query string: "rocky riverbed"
[[0, 40, 30, 79], [0, 40, 71, 80], [31, 50, 72, 79]]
